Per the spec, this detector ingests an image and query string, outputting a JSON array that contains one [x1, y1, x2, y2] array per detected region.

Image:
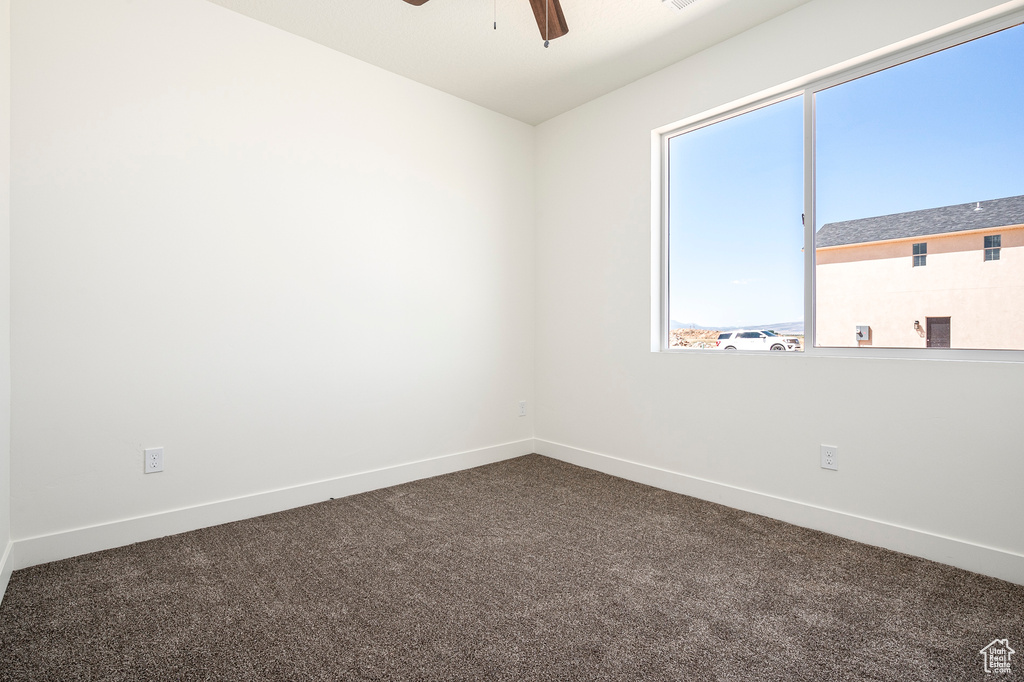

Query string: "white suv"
[[715, 330, 800, 351]]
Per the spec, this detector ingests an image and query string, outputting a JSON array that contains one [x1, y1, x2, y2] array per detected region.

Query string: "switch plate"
[[820, 444, 838, 471], [144, 447, 164, 474]]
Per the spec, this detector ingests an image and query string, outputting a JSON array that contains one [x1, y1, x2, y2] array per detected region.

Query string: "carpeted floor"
[[0, 454, 1021, 681]]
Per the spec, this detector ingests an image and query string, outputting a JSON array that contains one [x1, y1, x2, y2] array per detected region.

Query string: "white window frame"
[[652, 6, 1024, 362]]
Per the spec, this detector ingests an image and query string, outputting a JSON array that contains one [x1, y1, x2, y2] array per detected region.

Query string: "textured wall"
[[816, 231, 1024, 349]]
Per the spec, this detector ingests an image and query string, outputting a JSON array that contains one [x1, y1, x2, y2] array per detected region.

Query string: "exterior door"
[[926, 317, 951, 348]]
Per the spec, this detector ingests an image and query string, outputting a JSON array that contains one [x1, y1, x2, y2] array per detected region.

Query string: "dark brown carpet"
[[0, 454, 1021, 681]]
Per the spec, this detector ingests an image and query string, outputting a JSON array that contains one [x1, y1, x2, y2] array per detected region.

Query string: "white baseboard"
[[535, 439, 1024, 586], [12, 437, 1018, 591], [10, 439, 536, 573], [0, 540, 12, 607]]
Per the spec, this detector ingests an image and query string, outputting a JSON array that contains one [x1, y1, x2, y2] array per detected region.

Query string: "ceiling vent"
[[663, 0, 700, 10]]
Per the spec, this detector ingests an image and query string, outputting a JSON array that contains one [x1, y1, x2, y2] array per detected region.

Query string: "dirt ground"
[[669, 328, 721, 349]]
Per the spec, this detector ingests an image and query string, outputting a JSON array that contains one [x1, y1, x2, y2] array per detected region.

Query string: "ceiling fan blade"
[[528, 0, 568, 41], [402, 0, 430, 5]]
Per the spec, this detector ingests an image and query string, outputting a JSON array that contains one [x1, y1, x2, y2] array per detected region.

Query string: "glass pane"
[[668, 96, 804, 351], [815, 24, 1024, 350]]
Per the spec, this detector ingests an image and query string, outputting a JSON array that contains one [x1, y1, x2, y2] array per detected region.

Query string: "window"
[[665, 97, 804, 352], [912, 243, 927, 267], [660, 17, 1024, 355], [985, 234, 1001, 261], [814, 22, 1024, 351]]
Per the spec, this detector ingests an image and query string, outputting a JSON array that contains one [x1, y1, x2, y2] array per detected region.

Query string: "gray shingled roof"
[[815, 195, 1024, 248]]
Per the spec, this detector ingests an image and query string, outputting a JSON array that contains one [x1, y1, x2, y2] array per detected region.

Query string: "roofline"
[[815, 221, 1024, 251]]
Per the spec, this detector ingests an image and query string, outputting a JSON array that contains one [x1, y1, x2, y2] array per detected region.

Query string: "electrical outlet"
[[820, 444, 838, 471], [144, 447, 164, 474], [518, 400, 527, 417]]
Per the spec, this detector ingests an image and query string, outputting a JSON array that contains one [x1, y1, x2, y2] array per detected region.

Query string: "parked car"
[[715, 330, 800, 351]]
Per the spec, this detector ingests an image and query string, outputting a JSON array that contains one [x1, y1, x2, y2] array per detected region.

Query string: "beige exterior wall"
[[815, 224, 1024, 349]]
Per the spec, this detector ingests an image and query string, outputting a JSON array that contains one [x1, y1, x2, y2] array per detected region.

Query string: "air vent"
[[663, 0, 700, 10]]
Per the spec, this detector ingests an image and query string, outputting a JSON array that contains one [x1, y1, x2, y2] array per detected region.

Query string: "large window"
[[662, 17, 1024, 355], [666, 97, 804, 351]]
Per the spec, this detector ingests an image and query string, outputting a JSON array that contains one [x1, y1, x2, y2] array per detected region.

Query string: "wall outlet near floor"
[[518, 400, 527, 417], [820, 444, 838, 471], [144, 447, 164, 474]]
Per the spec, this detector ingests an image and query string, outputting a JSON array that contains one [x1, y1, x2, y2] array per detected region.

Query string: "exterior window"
[[985, 235, 1001, 261], [666, 96, 804, 352], [661, 20, 1024, 355], [912, 243, 927, 267], [813, 21, 1024, 351]]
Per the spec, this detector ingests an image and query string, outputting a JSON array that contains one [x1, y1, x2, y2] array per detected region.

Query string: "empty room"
[[0, 0, 1022, 680]]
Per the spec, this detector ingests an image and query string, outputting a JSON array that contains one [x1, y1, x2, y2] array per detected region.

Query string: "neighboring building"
[[815, 195, 1024, 349]]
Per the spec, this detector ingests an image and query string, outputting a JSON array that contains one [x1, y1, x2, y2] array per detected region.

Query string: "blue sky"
[[668, 22, 1024, 328], [668, 96, 803, 328]]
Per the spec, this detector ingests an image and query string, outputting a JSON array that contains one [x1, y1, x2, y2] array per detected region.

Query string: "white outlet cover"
[[820, 445, 838, 471], [145, 447, 164, 474]]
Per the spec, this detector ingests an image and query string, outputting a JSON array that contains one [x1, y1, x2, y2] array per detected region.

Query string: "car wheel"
[[724, 346, 737, 350], [770, 344, 786, 351]]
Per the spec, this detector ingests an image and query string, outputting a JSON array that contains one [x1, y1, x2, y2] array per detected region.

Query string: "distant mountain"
[[671, 319, 804, 334], [670, 320, 717, 330]]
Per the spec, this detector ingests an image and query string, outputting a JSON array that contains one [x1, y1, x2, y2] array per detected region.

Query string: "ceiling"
[[207, 0, 813, 125]]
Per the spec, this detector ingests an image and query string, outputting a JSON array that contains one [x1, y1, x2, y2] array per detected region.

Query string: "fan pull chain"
[[544, 0, 549, 47]]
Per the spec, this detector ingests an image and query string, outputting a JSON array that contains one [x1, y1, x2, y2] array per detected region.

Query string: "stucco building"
[[815, 195, 1024, 349]]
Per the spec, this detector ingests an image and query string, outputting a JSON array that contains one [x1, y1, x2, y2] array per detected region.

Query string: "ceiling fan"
[[401, 0, 568, 46]]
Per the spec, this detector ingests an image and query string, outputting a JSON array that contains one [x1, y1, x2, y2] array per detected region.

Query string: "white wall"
[[0, 0, 11, 594], [535, 0, 1024, 582], [10, 0, 535, 551], [7, 0, 1022, 590]]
